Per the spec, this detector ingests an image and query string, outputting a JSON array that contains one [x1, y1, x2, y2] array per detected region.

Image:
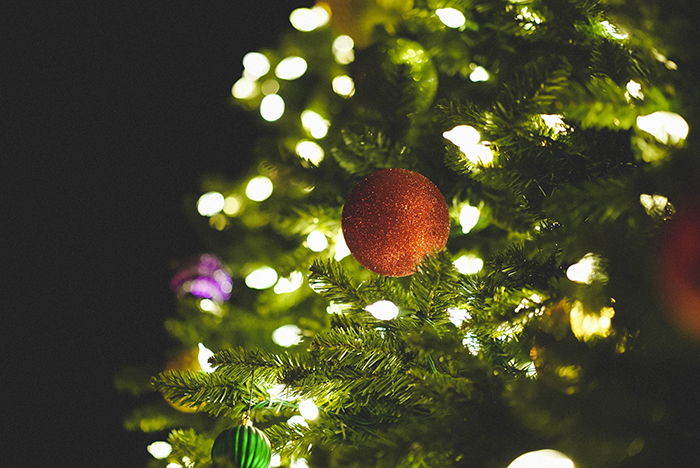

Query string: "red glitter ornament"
[[341, 168, 450, 277], [657, 201, 700, 339]]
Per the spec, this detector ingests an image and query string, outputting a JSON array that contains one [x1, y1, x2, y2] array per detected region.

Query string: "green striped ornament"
[[211, 424, 272, 468]]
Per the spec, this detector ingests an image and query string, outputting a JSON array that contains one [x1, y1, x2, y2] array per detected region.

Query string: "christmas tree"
[[117, 1, 700, 466]]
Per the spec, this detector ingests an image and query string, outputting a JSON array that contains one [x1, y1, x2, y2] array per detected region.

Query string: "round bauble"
[[657, 202, 700, 339], [341, 168, 450, 276], [211, 423, 272, 468], [163, 348, 204, 413], [170, 254, 233, 303], [351, 37, 438, 116]]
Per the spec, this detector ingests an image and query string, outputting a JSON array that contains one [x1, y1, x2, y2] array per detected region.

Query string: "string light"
[[275, 56, 308, 80], [469, 65, 490, 82], [245, 266, 278, 289], [290, 458, 310, 468], [507, 449, 575, 468], [365, 300, 399, 320], [636, 111, 689, 145], [272, 324, 303, 347], [570, 301, 615, 341], [436, 8, 466, 28], [242, 52, 270, 78], [245, 176, 273, 202], [332, 35, 355, 64], [453, 254, 484, 275], [295, 140, 325, 165], [462, 332, 481, 354], [540, 114, 569, 134], [332, 75, 355, 97], [447, 308, 471, 327], [289, 6, 329, 32], [298, 398, 319, 420], [223, 195, 242, 216], [197, 191, 225, 216], [260, 94, 285, 121], [231, 77, 258, 100], [443, 125, 480, 148], [197, 343, 216, 373], [306, 230, 328, 252], [600, 20, 628, 40], [566, 253, 604, 284], [459, 204, 481, 233], [640, 193, 672, 217], [198, 298, 220, 315], [166, 463, 183, 468], [300, 110, 330, 138], [270, 453, 282, 468], [625, 80, 644, 100], [273, 271, 304, 294], [333, 232, 351, 261], [326, 302, 349, 314], [287, 415, 309, 428], [147, 441, 172, 459]]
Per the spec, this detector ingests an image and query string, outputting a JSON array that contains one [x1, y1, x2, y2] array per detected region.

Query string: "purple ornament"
[[170, 254, 233, 302]]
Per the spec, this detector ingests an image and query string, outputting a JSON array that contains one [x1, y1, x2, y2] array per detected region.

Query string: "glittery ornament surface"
[[341, 168, 450, 276]]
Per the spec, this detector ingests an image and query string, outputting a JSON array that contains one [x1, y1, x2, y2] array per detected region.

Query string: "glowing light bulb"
[[447, 307, 471, 327], [289, 6, 329, 32], [260, 94, 285, 122], [275, 56, 308, 80], [566, 253, 603, 284], [167, 463, 183, 468], [453, 254, 484, 275], [242, 52, 270, 78], [287, 415, 309, 428], [332, 35, 355, 64], [268, 384, 296, 401], [332, 75, 355, 97], [147, 441, 172, 459], [298, 398, 319, 420], [570, 301, 615, 341], [300, 110, 330, 138], [636, 111, 689, 145], [436, 8, 466, 28], [291, 458, 310, 468], [232, 77, 258, 100], [540, 114, 569, 134], [465, 143, 495, 166], [197, 191, 225, 216], [273, 271, 304, 294], [245, 176, 273, 202], [273, 324, 303, 347], [295, 140, 325, 165], [443, 125, 481, 148], [306, 230, 328, 252], [459, 204, 481, 233], [640, 193, 671, 217], [625, 80, 644, 100], [196, 343, 216, 373], [462, 332, 481, 354], [326, 302, 349, 314], [270, 453, 282, 468], [507, 449, 575, 468], [333, 232, 350, 261], [469, 65, 490, 82], [600, 20, 628, 40], [223, 195, 242, 216], [365, 300, 399, 320], [198, 298, 220, 315], [245, 266, 278, 290]]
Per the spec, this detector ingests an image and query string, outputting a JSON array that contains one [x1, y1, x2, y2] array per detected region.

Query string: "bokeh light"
[[365, 300, 399, 320], [245, 176, 273, 202], [197, 191, 225, 217], [507, 449, 575, 468], [260, 94, 285, 121], [273, 324, 303, 347], [245, 266, 278, 290]]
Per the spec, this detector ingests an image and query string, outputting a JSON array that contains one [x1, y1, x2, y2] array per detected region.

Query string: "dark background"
[[10, 1, 309, 465]]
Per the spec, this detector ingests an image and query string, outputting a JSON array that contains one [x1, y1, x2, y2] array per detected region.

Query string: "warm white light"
[[290, 457, 310, 468], [640, 193, 670, 216], [507, 449, 575, 468], [636, 111, 689, 145], [459, 204, 481, 233], [245, 266, 278, 290], [197, 191, 225, 216], [273, 271, 304, 294], [197, 343, 216, 373], [223, 195, 242, 216], [166, 464, 183, 468], [326, 302, 349, 314], [287, 415, 309, 428], [275, 56, 308, 80], [625, 80, 644, 100], [570, 301, 615, 341], [270, 453, 282, 468], [333, 232, 351, 261], [242, 52, 270, 78], [232, 77, 258, 100], [306, 230, 328, 252], [298, 398, 319, 420], [365, 300, 399, 320], [245, 176, 274, 202], [469, 65, 490, 82], [147, 441, 172, 459], [566, 253, 602, 284], [448, 308, 471, 327], [289, 6, 330, 32], [332, 35, 355, 64], [436, 8, 466, 28], [600, 20, 628, 40], [462, 332, 481, 354], [198, 298, 220, 315], [267, 384, 296, 401], [453, 254, 484, 275], [300, 110, 330, 138], [273, 324, 303, 347], [443, 125, 481, 148], [260, 94, 285, 121], [464, 143, 495, 166], [296, 140, 325, 165], [332, 75, 355, 97], [540, 114, 569, 134]]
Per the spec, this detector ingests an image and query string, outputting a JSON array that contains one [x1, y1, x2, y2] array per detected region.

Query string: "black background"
[[10, 1, 310, 465]]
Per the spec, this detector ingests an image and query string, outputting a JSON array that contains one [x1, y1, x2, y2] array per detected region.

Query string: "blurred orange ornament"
[[322, 0, 413, 48], [163, 348, 204, 413]]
